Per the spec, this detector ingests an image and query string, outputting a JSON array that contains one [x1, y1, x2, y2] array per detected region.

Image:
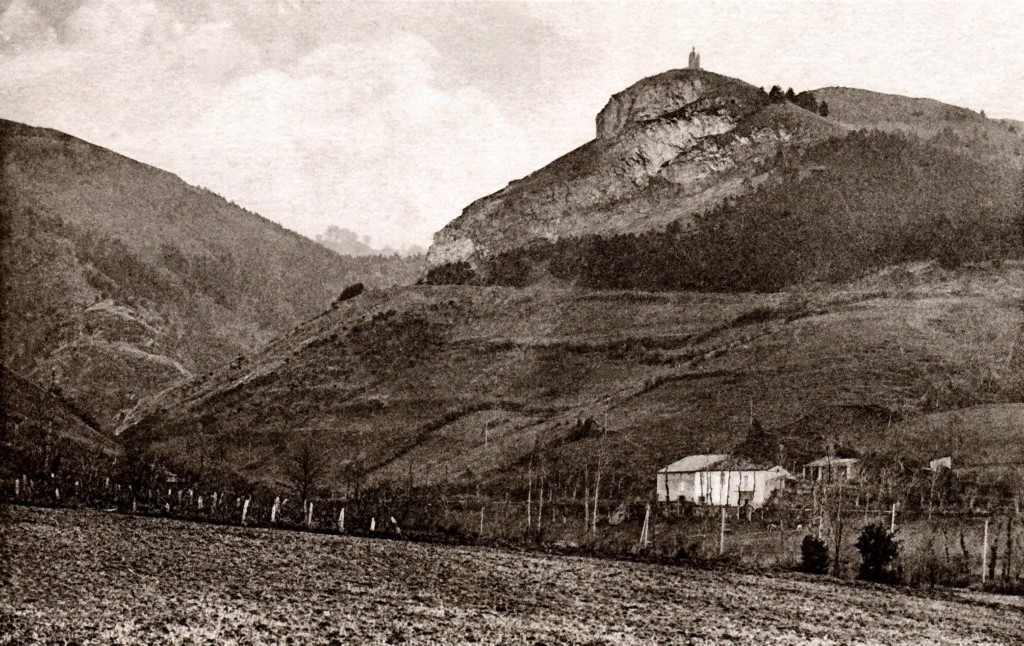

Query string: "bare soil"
[[1, 506, 1022, 644]]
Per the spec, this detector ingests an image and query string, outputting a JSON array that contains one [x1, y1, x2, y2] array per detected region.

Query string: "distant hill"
[[0, 119, 420, 433], [316, 225, 427, 258]]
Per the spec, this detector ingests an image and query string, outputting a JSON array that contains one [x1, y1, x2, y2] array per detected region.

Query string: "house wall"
[[656, 472, 694, 502], [695, 470, 785, 508]]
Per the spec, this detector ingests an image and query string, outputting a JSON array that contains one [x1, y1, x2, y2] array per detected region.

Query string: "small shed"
[[928, 456, 952, 471], [802, 457, 860, 482]]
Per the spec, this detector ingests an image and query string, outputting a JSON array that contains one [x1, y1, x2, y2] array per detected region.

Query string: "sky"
[[1, 1, 1022, 250]]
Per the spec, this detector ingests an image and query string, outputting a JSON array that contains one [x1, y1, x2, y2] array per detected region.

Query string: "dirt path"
[[1, 506, 1021, 644]]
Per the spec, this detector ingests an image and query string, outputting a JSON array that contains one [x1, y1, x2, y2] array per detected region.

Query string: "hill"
[[427, 72, 1023, 290], [0, 364, 120, 478], [122, 263, 1024, 498], [0, 119, 418, 433], [814, 87, 1024, 167], [428, 70, 845, 267], [440, 128, 1021, 291]]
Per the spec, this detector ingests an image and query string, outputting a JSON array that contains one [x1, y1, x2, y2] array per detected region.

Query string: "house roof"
[[659, 454, 729, 473], [804, 457, 859, 468], [660, 454, 791, 475]]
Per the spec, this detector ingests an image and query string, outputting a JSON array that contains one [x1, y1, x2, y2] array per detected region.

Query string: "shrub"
[[800, 535, 830, 574], [855, 523, 900, 583]]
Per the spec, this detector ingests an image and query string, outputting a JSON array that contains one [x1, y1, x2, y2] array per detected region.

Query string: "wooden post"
[[306, 501, 314, 528], [271, 497, 280, 523], [592, 464, 601, 535], [479, 506, 485, 538], [1004, 515, 1014, 582], [640, 504, 650, 549], [370, 517, 376, 532], [719, 507, 726, 556], [241, 498, 250, 526], [982, 518, 990, 584], [338, 507, 345, 532], [890, 502, 896, 533], [132, 497, 137, 513], [14, 478, 19, 498], [538, 482, 544, 537]]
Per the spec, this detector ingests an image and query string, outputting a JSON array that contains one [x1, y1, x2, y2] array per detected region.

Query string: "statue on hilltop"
[[688, 46, 701, 70]]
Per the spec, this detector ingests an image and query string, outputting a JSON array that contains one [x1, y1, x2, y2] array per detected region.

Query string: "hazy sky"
[[2, 1, 1022, 248]]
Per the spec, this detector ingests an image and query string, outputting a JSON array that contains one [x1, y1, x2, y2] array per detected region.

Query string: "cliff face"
[[428, 69, 840, 267]]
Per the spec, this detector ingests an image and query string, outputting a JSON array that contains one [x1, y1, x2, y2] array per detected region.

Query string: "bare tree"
[[288, 442, 330, 508]]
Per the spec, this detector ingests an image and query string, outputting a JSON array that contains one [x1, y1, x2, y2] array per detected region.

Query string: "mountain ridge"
[[0, 118, 420, 435]]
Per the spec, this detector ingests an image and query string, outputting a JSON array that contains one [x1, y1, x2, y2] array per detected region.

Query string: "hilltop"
[[0, 119, 419, 435]]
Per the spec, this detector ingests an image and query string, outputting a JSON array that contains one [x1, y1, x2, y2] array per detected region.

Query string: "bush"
[[855, 523, 900, 583], [800, 535, 830, 574]]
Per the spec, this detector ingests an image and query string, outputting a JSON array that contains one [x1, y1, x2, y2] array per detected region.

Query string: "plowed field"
[[1, 506, 1021, 644]]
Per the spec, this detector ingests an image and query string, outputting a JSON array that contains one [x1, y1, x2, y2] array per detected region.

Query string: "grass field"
[[1, 506, 1022, 644]]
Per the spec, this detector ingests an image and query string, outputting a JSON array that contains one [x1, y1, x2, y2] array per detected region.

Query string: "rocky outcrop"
[[428, 70, 843, 268], [596, 69, 708, 139]]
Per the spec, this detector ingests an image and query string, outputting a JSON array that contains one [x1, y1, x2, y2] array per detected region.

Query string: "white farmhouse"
[[657, 454, 792, 508]]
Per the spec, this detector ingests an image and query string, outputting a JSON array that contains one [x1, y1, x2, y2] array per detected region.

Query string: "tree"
[[800, 535, 830, 574], [855, 523, 900, 583], [785, 87, 797, 102], [793, 91, 819, 113], [288, 442, 330, 508], [818, 101, 830, 117]]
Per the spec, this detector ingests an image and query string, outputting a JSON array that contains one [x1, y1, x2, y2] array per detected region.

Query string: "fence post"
[[271, 497, 280, 524], [719, 507, 726, 556], [338, 507, 345, 533], [306, 501, 314, 528], [982, 517, 990, 584], [242, 498, 250, 526], [640, 504, 650, 549], [890, 503, 897, 533], [480, 506, 485, 538], [370, 517, 376, 532], [14, 478, 19, 498]]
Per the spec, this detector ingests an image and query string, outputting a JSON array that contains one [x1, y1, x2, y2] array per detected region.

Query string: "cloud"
[[0, 0, 541, 248]]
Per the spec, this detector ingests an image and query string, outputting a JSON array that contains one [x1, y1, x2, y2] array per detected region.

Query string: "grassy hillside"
[[0, 119, 420, 432], [428, 129, 1022, 291], [814, 87, 1024, 168], [0, 364, 120, 480], [124, 263, 1024, 499]]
